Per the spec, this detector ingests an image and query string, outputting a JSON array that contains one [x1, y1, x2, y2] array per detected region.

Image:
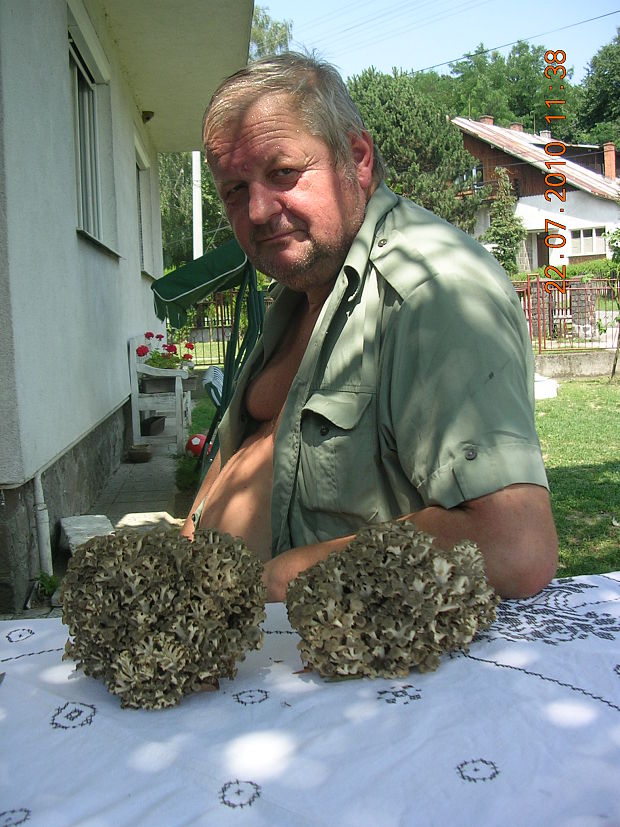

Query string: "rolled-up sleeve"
[[381, 270, 549, 509]]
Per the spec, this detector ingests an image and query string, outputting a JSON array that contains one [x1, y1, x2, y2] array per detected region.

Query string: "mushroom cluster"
[[286, 521, 499, 679], [61, 527, 266, 709]]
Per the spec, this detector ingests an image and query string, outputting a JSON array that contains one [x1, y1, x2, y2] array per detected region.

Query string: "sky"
[[261, 0, 619, 85]]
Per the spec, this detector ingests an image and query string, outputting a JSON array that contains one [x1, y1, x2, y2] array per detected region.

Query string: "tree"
[[348, 68, 487, 233], [159, 152, 232, 270], [250, 6, 292, 60], [448, 41, 579, 140], [481, 168, 527, 276], [576, 29, 620, 146], [159, 5, 292, 270], [450, 45, 515, 125]]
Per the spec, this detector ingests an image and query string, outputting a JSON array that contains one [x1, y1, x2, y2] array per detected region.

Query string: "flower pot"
[[140, 375, 197, 393]]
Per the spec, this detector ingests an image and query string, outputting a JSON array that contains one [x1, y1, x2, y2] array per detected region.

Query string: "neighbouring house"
[[0, 0, 253, 612], [453, 116, 620, 272]]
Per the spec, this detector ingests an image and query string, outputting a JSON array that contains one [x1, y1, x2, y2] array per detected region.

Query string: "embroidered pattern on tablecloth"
[[5, 629, 34, 644], [234, 689, 270, 705], [457, 759, 499, 783], [219, 780, 261, 809], [51, 702, 97, 729], [377, 685, 422, 705], [462, 652, 620, 713], [478, 579, 620, 645], [1, 648, 64, 664], [0, 809, 31, 826]]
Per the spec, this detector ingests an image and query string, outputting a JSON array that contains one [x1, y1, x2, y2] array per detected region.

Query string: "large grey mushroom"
[[61, 527, 266, 709], [286, 521, 499, 679]]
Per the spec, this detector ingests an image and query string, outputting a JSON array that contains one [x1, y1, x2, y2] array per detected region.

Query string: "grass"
[[178, 377, 620, 578], [176, 394, 217, 491], [169, 339, 228, 367], [189, 395, 216, 433], [535, 377, 620, 577]]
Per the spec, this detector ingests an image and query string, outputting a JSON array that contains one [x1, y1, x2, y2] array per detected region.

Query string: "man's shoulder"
[[370, 188, 509, 301]]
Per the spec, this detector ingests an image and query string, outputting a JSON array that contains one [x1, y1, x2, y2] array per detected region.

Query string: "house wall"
[[0, 0, 166, 609], [516, 191, 619, 269], [461, 134, 559, 198], [464, 130, 620, 271]]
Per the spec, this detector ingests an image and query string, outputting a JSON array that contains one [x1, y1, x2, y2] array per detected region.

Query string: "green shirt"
[[218, 184, 549, 556]]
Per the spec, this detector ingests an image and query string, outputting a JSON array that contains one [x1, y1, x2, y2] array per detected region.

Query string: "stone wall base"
[[534, 349, 616, 378], [0, 402, 132, 613]]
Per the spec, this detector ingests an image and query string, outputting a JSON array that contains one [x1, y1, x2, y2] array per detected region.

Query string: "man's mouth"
[[253, 227, 304, 245]]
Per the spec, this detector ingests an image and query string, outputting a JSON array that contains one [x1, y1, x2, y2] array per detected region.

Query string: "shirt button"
[[465, 448, 477, 460], [377, 238, 387, 247], [320, 424, 329, 436]]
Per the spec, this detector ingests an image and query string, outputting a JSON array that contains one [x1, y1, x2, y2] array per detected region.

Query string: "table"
[[2, 572, 619, 826]]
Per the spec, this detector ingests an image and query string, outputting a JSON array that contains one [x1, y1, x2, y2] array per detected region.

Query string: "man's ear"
[[349, 130, 375, 191]]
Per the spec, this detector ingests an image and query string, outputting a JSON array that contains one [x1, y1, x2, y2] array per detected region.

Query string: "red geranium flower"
[[156, 333, 164, 340], [136, 344, 149, 357], [164, 344, 178, 354], [182, 352, 193, 360], [184, 342, 195, 350], [145, 331, 155, 339]]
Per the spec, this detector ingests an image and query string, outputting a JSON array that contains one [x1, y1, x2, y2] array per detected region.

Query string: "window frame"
[[70, 37, 102, 239], [570, 227, 607, 257]]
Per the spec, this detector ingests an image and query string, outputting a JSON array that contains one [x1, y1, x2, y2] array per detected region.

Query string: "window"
[[67, 0, 115, 249], [70, 38, 101, 238], [136, 165, 144, 270], [571, 227, 607, 257], [134, 134, 154, 275]]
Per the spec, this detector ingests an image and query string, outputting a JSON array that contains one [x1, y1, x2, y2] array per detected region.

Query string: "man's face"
[[207, 94, 372, 294]]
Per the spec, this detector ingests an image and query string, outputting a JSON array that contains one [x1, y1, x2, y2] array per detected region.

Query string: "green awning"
[[151, 238, 266, 482], [151, 238, 250, 328]]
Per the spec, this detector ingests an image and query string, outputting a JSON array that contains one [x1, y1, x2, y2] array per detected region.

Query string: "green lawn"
[[535, 377, 620, 577]]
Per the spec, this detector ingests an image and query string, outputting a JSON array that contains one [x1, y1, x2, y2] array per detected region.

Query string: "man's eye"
[[224, 183, 245, 201], [274, 168, 298, 180]]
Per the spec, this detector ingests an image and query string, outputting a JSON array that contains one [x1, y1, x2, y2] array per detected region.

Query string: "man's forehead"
[[206, 92, 310, 153]]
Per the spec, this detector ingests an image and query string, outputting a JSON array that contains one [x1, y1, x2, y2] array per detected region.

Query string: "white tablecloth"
[[1, 572, 619, 827]]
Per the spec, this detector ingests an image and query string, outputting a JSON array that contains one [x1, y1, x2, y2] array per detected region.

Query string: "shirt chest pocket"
[[298, 391, 379, 519]]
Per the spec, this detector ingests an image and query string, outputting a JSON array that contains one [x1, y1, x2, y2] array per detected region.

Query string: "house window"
[[67, 0, 116, 250], [135, 134, 154, 275], [70, 38, 101, 239], [571, 227, 607, 257], [136, 164, 144, 270]]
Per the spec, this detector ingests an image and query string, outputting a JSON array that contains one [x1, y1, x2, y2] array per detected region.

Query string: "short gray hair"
[[203, 51, 385, 184]]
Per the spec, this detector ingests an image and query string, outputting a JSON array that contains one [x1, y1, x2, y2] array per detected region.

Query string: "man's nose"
[[248, 182, 281, 225]]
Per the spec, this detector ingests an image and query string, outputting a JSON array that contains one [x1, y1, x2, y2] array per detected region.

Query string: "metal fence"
[[171, 276, 619, 366], [169, 290, 236, 367], [513, 274, 619, 353]]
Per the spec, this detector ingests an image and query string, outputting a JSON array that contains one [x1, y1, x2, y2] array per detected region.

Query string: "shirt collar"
[[343, 183, 398, 296]]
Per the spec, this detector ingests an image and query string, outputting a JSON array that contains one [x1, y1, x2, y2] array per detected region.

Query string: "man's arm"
[[262, 482, 558, 602]]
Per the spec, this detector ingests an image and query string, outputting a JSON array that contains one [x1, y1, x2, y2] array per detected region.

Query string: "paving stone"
[[59, 515, 115, 555]]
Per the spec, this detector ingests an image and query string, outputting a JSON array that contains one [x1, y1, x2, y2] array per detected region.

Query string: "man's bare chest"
[[245, 301, 322, 422]]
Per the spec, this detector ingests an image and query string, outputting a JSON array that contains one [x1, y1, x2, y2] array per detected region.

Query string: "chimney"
[[509, 122, 524, 132], [478, 115, 494, 125], [603, 142, 617, 180], [539, 130, 552, 140]]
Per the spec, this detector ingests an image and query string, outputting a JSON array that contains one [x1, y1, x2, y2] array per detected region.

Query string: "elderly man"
[[182, 52, 558, 602]]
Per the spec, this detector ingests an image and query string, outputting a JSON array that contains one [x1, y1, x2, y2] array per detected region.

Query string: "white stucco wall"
[[0, 0, 164, 485], [474, 190, 619, 271], [516, 191, 619, 269]]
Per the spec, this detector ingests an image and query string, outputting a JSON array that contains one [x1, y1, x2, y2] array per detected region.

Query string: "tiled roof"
[[452, 117, 620, 201]]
